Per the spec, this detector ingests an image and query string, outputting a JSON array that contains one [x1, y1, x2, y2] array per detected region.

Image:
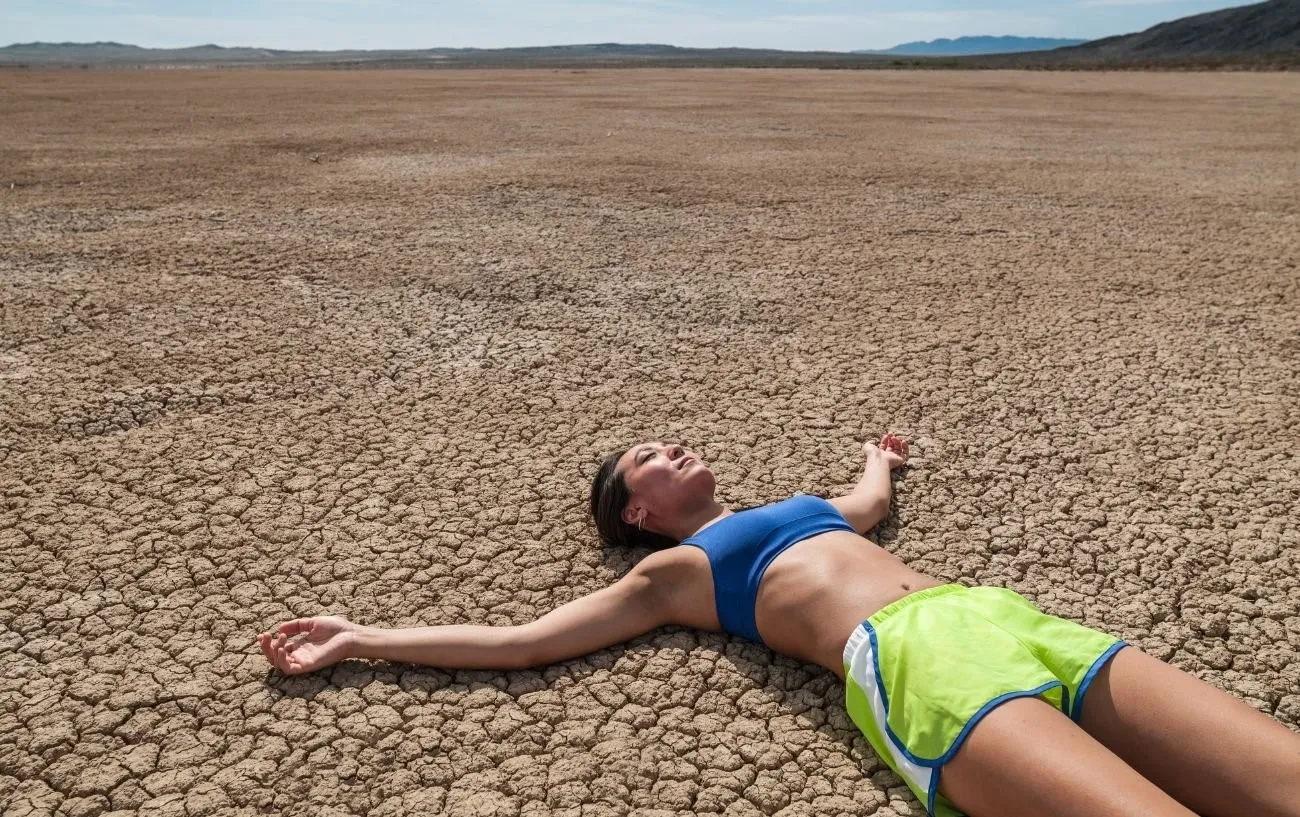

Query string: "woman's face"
[[616, 441, 715, 527]]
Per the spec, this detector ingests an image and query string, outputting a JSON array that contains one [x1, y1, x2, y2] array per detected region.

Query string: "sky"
[[2, 0, 1250, 52]]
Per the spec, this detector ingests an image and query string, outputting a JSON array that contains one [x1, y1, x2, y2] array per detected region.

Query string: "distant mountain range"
[[857, 36, 1087, 56], [2, 0, 1297, 67], [0, 41, 879, 66]]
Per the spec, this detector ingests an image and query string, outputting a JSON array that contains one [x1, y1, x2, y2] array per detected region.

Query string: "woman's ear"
[[621, 505, 643, 528]]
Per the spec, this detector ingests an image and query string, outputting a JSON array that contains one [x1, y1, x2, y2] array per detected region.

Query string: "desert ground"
[[2, 68, 1298, 816]]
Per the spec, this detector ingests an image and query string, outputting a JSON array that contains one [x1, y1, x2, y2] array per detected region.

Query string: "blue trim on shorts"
[[929, 681, 1065, 766], [851, 601, 1126, 816], [870, 634, 1066, 770], [1070, 640, 1128, 723], [913, 683, 1062, 814], [863, 621, 890, 713], [927, 768, 942, 817]]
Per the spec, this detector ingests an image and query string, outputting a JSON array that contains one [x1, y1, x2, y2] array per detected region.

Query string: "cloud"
[[271, 0, 390, 6], [765, 9, 1057, 26], [1077, 0, 1192, 5], [762, 9, 1061, 37]]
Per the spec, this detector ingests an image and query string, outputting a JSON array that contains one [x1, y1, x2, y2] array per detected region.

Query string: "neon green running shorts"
[[842, 584, 1127, 817]]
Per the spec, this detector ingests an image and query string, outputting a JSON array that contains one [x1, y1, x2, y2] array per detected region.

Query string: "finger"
[[278, 618, 314, 637], [275, 634, 292, 669], [261, 633, 280, 666]]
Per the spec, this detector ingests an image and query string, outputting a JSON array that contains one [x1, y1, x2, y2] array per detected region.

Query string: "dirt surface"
[[2, 69, 1298, 817]]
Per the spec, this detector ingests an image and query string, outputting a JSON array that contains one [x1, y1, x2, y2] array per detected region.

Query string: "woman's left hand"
[[864, 433, 910, 470]]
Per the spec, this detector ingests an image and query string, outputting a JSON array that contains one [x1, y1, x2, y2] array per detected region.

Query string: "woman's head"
[[589, 441, 715, 551]]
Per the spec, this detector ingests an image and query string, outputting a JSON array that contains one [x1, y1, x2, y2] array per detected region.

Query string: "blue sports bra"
[[680, 494, 856, 644]]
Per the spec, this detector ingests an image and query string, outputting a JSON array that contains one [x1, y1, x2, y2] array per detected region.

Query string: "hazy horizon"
[[1, 35, 1091, 53], [1, 0, 1251, 53]]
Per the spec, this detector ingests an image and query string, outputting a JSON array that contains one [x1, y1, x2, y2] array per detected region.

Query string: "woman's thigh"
[[1079, 646, 1300, 817], [939, 695, 1195, 817]]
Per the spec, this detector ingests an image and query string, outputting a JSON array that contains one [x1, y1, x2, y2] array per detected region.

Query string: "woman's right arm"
[[258, 616, 524, 676], [258, 549, 683, 675], [350, 622, 525, 670]]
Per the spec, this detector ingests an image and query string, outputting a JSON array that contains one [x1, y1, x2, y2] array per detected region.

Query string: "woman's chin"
[[684, 469, 717, 494]]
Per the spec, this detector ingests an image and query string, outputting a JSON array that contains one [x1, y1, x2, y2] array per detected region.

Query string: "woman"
[[258, 435, 1300, 817]]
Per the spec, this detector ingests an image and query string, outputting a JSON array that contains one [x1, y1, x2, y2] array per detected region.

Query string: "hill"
[[1055, 0, 1299, 58], [859, 36, 1086, 56]]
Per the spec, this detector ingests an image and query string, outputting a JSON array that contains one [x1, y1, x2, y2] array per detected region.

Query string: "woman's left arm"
[[829, 433, 909, 535]]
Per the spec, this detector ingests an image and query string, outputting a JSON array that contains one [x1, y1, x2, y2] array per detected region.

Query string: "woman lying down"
[[258, 434, 1300, 817]]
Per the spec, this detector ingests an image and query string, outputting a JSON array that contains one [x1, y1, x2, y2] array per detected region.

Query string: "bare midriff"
[[670, 531, 945, 680]]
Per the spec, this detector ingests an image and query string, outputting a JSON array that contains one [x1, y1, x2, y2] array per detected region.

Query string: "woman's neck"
[[666, 501, 733, 542]]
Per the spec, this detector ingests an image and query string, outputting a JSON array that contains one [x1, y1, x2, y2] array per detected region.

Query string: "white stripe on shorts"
[[843, 623, 935, 804]]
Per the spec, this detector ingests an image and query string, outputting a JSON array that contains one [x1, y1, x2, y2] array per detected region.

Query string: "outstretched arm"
[[257, 615, 521, 675], [829, 432, 909, 535], [257, 549, 682, 675]]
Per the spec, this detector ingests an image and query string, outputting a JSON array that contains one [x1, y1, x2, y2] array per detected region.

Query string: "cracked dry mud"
[[2, 69, 1298, 817]]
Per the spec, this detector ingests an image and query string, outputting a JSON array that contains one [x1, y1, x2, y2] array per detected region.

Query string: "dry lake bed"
[[2, 68, 1298, 816]]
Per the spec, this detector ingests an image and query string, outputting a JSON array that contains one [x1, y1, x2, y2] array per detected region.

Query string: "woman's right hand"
[[863, 433, 910, 470], [257, 615, 360, 675]]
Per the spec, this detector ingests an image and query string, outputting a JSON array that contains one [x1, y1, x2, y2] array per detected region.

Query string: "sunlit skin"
[[257, 434, 1300, 817], [257, 433, 915, 677], [613, 440, 738, 542]]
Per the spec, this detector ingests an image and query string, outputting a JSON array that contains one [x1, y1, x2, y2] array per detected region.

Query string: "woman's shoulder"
[[639, 544, 712, 592], [764, 492, 834, 510], [700, 494, 830, 526], [732, 492, 826, 512]]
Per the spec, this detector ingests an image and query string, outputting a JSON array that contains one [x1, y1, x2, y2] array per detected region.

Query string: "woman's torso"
[[662, 528, 943, 680]]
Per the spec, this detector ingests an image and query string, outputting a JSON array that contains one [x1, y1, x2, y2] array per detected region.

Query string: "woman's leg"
[[1078, 647, 1300, 817], [939, 696, 1196, 817]]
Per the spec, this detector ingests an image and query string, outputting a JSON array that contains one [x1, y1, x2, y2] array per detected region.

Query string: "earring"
[[637, 518, 643, 532]]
